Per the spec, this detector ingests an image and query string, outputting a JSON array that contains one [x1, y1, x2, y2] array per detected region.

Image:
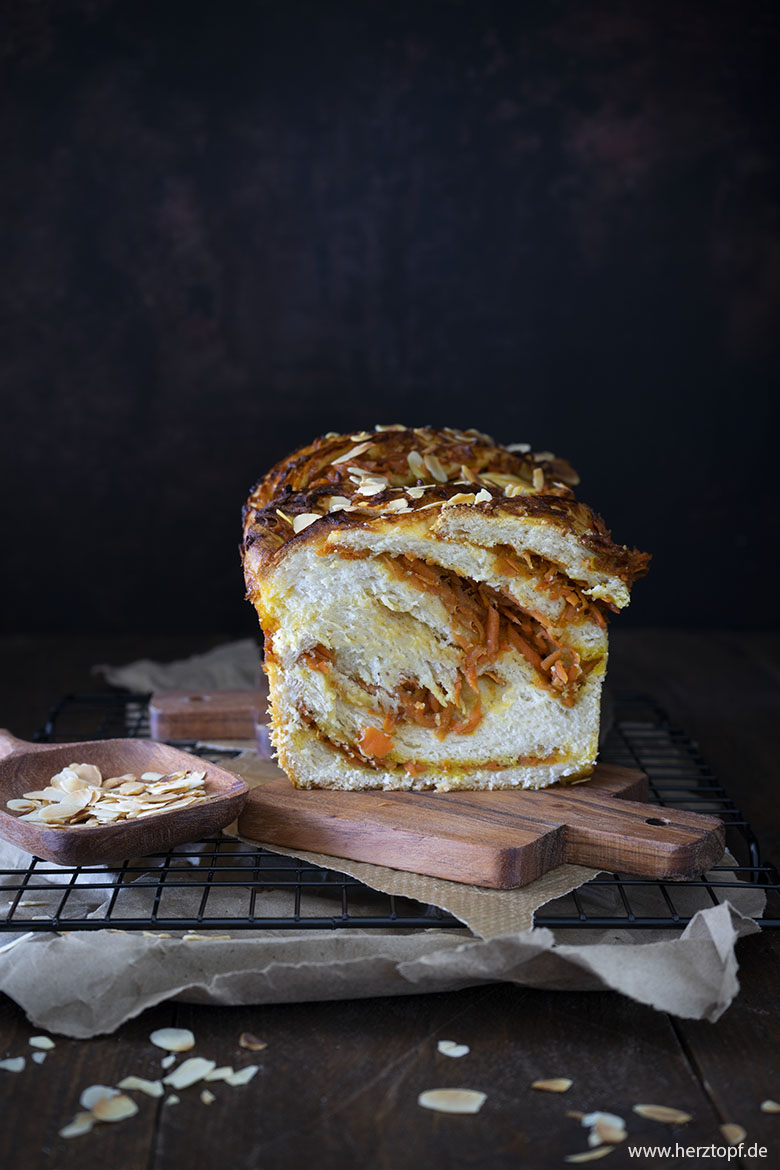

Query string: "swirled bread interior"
[[242, 425, 649, 791]]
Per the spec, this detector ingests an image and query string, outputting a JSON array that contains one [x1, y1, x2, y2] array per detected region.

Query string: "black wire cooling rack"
[[1, 692, 778, 934]]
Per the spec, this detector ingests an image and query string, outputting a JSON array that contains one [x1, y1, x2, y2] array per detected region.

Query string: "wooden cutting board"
[[238, 764, 725, 889]]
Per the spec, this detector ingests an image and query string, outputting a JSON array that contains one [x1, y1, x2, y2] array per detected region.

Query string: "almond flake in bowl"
[[11, 765, 210, 829]]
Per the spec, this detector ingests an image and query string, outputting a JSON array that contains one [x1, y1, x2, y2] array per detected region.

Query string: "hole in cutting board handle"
[[645, 817, 669, 826]]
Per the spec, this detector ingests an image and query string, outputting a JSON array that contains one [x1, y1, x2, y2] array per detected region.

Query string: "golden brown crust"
[[241, 424, 650, 591]]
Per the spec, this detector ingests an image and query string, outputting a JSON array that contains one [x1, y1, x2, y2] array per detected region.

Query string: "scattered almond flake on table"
[[59, 1112, 95, 1139], [150, 1027, 195, 1053], [437, 1041, 470, 1058], [564, 1148, 614, 1164], [29, 1035, 55, 1050], [32, 1052, 47, 1065], [632, 1105, 692, 1124], [0, 1057, 25, 1073], [80, 1085, 120, 1111], [239, 1032, 267, 1052], [91, 1094, 139, 1123], [200, 1090, 216, 1105], [760, 1100, 780, 1113], [163, 1057, 217, 1090], [417, 1089, 486, 1115], [720, 1124, 747, 1145], [118, 1076, 164, 1098], [204, 1066, 234, 1082], [531, 1078, 572, 1093], [164, 1095, 180, 1106], [225, 1065, 259, 1086], [160, 1054, 176, 1070]]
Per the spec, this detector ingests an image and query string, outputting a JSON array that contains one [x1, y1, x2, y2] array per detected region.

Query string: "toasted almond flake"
[[374, 424, 406, 431], [200, 1089, 216, 1105], [566, 1111, 585, 1121], [383, 498, 409, 512], [460, 464, 479, 483], [0, 1057, 25, 1073], [437, 1040, 470, 1058], [7, 799, 36, 812], [225, 1064, 259, 1087], [423, 453, 448, 482], [18, 900, 47, 907], [473, 488, 492, 504], [532, 1078, 573, 1093], [29, 1036, 55, 1050], [161, 1054, 176, 1069], [239, 1033, 267, 1052], [564, 1148, 614, 1163], [80, 1085, 120, 1111], [356, 481, 386, 496], [59, 1111, 95, 1138], [632, 1105, 692, 1124], [150, 1027, 195, 1053], [417, 1088, 486, 1114], [589, 1122, 627, 1146], [165, 1094, 180, 1105], [275, 509, 292, 525], [350, 431, 372, 441], [532, 467, 545, 491], [292, 512, 321, 534], [118, 1076, 164, 1098], [443, 492, 475, 507], [332, 441, 372, 464], [582, 1112, 624, 1130], [407, 450, 426, 478], [143, 932, 173, 939], [506, 442, 531, 453], [406, 485, 428, 498], [92, 1094, 138, 1123], [761, 1099, 780, 1113], [163, 1057, 217, 1090], [327, 495, 352, 511], [720, 1123, 746, 1145], [204, 1066, 234, 1082], [32, 1051, 47, 1065]]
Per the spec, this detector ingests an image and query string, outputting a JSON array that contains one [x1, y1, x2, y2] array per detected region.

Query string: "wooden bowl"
[[0, 730, 248, 866]]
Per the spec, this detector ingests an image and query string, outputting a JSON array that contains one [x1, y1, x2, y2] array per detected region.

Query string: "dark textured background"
[[1, 0, 777, 636]]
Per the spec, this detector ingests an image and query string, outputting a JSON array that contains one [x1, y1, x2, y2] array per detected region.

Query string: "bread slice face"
[[242, 426, 649, 791]]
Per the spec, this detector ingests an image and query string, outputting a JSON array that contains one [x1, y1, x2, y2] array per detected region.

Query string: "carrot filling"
[[492, 545, 613, 627], [296, 554, 601, 753]]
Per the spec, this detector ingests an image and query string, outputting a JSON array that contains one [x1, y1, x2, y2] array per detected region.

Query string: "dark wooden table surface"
[[0, 630, 778, 1170]]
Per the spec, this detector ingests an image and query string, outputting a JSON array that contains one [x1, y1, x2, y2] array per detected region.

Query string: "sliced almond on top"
[[407, 450, 426, 478], [531, 1078, 572, 1093], [149, 1027, 195, 1053], [632, 1104, 692, 1124], [417, 1088, 486, 1114], [423, 453, 448, 482], [292, 513, 321, 534], [331, 441, 372, 464]]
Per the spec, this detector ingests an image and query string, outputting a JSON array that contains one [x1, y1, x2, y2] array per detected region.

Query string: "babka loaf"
[[242, 425, 649, 791]]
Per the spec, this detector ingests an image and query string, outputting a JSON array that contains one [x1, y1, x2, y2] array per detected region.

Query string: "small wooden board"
[[238, 764, 725, 889], [149, 687, 268, 741]]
